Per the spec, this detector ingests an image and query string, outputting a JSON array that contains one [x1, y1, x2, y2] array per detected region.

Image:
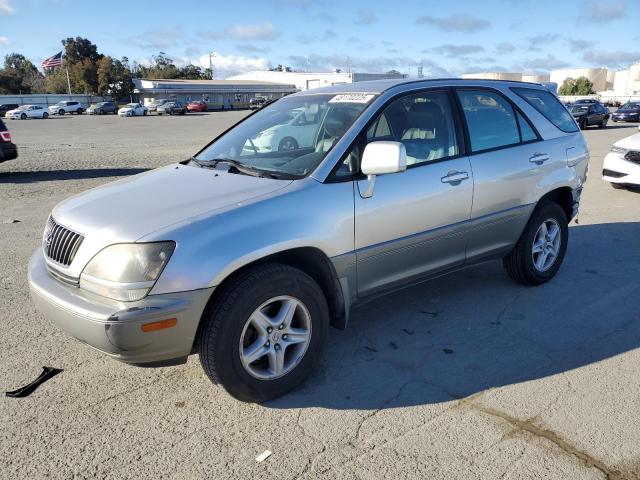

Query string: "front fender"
[[144, 179, 355, 295]]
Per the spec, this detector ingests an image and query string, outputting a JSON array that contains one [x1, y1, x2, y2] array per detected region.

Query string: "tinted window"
[[457, 90, 520, 152], [517, 111, 538, 142], [512, 87, 578, 133]]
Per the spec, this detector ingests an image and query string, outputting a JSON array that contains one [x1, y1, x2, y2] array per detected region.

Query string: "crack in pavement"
[[465, 401, 636, 480]]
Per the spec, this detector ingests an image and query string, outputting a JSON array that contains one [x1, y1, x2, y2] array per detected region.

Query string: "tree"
[[60, 37, 103, 93], [97, 56, 135, 100], [0, 53, 45, 93], [558, 76, 595, 96]]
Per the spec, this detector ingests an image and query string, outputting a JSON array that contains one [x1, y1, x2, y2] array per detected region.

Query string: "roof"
[[139, 78, 296, 86], [291, 78, 547, 96], [133, 78, 298, 93]]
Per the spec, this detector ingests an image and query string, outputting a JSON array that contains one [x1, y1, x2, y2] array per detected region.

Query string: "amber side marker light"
[[141, 318, 177, 333]]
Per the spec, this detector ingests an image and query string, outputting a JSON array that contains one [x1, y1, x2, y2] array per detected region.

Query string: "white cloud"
[[0, 35, 9, 46], [355, 8, 377, 25], [226, 23, 279, 40], [415, 14, 490, 32], [579, 0, 626, 23], [197, 53, 271, 78], [0, 0, 14, 15]]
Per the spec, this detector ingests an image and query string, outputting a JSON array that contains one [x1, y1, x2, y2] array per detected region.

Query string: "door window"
[[516, 111, 538, 142], [369, 91, 459, 166], [457, 90, 520, 152]]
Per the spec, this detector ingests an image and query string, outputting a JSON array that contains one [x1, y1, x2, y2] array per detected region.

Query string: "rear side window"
[[517, 111, 538, 142], [512, 87, 578, 133], [456, 90, 520, 152]]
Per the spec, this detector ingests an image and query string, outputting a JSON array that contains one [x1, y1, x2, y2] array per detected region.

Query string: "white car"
[[602, 126, 640, 189], [118, 103, 148, 117], [48, 101, 84, 115], [6, 105, 49, 120], [249, 109, 321, 152]]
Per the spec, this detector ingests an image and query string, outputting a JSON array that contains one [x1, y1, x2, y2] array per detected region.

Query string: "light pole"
[[208, 52, 215, 80]]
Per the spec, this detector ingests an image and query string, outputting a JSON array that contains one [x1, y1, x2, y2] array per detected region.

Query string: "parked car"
[[87, 101, 118, 115], [0, 118, 17, 162], [248, 107, 322, 152], [568, 103, 609, 129], [6, 105, 49, 119], [573, 99, 599, 105], [28, 79, 589, 402], [249, 97, 268, 110], [118, 103, 147, 117], [0, 103, 19, 117], [157, 102, 186, 115], [187, 100, 208, 112], [611, 102, 640, 123], [48, 101, 84, 115], [147, 99, 169, 112], [602, 127, 640, 189]]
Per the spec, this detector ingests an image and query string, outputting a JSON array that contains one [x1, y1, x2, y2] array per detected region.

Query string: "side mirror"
[[361, 141, 407, 175], [360, 141, 407, 198]]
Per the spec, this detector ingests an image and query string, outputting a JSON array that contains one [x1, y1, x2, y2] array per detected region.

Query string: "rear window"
[[511, 87, 578, 133]]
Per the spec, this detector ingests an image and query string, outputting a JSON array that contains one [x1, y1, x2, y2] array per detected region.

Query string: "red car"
[[187, 100, 208, 112]]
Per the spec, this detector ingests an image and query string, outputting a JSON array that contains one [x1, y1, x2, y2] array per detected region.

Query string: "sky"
[[0, 0, 639, 78]]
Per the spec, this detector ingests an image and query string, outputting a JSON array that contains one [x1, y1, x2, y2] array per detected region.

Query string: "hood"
[[613, 132, 640, 150], [52, 163, 292, 243], [616, 108, 639, 113]]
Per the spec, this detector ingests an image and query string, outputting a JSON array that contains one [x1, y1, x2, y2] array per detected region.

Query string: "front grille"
[[624, 150, 640, 165], [43, 216, 84, 266], [603, 169, 626, 178]]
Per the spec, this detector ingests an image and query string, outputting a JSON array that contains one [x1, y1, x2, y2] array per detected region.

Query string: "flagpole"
[[65, 67, 71, 96]]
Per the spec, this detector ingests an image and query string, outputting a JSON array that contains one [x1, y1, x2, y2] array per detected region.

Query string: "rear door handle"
[[529, 152, 550, 165], [441, 170, 469, 185]]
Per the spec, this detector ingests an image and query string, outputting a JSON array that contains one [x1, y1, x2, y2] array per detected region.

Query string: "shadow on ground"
[[0, 168, 148, 183], [270, 221, 640, 410]]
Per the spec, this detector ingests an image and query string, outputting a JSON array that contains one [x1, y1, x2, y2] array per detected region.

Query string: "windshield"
[[16, 105, 28, 110], [195, 93, 374, 179], [620, 102, 639, 110], [126, 103, 137, 107], [569, 105, 589, 114]]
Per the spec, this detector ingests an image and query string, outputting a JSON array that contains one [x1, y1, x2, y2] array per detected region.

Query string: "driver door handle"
[[529, 152, 550, 165], [441, 170, 469, 185]]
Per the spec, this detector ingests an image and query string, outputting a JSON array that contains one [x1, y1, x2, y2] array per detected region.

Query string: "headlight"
[[80, 242, 175, 301], [610, 146, 627, 155]]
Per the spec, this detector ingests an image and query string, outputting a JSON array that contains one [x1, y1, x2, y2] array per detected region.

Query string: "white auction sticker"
[[329, 94, 375, 104]]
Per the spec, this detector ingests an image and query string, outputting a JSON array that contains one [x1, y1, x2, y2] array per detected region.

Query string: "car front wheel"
[[42, 112, 48, 119], [198, 263, 329, 402], [503, 202, 568, 286], [20, 113, 26, 120]]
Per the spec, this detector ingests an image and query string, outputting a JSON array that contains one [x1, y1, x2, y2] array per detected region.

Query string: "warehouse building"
[[133, 78, 297, 109], [227, 70, 407, 91]]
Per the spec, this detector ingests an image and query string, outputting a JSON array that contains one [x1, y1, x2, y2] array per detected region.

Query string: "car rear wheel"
[[579, 119, 586, 130], [503, 202, 568, 286], [42, 112, 48, 119], [77, 108, 84, 114], [143, 110, 147, 116], [198, 263, 329, 402], [278, 137, 299, 151], [611, 182, 626, 190], [599, 118, 607, 128]]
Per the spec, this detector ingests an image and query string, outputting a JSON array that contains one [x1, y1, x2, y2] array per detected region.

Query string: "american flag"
[[42, 51, 63, 69]]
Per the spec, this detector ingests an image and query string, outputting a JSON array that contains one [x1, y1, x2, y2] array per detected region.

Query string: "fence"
[[0, 94, 111, 108]]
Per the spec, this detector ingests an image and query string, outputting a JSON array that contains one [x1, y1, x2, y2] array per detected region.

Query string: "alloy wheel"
[[239, 296, 312, 380], [532, 219, 561, 272]]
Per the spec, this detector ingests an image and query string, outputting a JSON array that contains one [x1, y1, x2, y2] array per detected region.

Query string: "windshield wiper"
[[189, 157, 279, 179]]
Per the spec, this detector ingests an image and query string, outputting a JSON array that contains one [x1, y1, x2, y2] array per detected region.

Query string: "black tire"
[[503, 202, 569, 286], [143, 110, 147, 116], [599, 117, 607, 128], [59, 109, 65, 115], [198, 263, 329, 402], [278, 136, 299, 151], [20, 113, 26, 120], [611, 182, 626, 190], [579, 119, 586, 130], [42, 112, 48, 119], [77, 108, 84, 114], [612, 118, 618, 123]]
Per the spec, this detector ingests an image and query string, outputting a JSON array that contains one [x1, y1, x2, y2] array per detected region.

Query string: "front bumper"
[[612, 114, 639, 122], [28, 249, 213, 364], [602, 152, 640, 186]]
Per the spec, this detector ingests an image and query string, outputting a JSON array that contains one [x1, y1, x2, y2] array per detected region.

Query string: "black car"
[[0, 103, 19, 117], [611, 102, 640, 123], [157, 101, 186, 115], [0, 118, 18, 162], [568, 103, 609, 129]]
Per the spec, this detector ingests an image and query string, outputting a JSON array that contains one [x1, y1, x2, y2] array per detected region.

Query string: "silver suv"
[[29, 79, 589, 402]]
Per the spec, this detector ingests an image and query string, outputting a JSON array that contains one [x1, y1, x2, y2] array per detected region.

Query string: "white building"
[[549, 68, 609, 93], [522, 73, 550, 83], [460, 72, 523, 81], [227, 70, 407, 91]]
